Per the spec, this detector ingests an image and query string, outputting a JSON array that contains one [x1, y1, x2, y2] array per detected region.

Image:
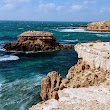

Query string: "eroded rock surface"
[[40, 71, 62, 100], [29, 86, 110, 110], [3, 31, 74, 52], [86, 20, 110, 32], [75, 42, 110, 71], [30, 41, 110, 110]]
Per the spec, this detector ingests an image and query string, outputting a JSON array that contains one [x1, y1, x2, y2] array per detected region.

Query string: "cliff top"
[[88, 20, 110, 26], [75, 42, 110, 57], [19, 31, 53, 37]]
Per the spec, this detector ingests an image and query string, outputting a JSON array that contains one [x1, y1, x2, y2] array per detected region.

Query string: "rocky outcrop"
[[3, 31, 74, 52], [29, 41, 110, 110], [40, 71, 62, 100], [29, 86, 110, 110], [40, 41, 110, 101], [86, 20, 110, 32]]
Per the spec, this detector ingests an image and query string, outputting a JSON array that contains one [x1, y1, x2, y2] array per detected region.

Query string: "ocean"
[[0, 21, 110, 110]]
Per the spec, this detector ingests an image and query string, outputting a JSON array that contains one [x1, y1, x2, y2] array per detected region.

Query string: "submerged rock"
[[86, 20, 110, 32], [3, 31, 74, 52]]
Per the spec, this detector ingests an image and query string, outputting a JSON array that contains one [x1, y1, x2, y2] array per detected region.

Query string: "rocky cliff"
[[86, 20, 110, 32], [75, 41, 110, 71], [29, 41, 110, 110], [3, 31, 74, 52]]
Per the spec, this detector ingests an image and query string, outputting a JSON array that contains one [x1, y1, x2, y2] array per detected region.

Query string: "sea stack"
[[3, 31, 74, 52], [86, 20, 110, 32]]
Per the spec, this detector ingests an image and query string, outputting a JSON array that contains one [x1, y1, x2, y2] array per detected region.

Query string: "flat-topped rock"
[[86, 20, 110, 32], [19, 31, 53, 37], [3, 31, 74, 52]]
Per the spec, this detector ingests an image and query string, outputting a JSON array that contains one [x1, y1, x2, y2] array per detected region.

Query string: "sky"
[[0, 0, 110, 21]]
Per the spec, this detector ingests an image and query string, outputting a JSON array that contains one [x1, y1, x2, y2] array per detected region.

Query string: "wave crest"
[[59, 28, 85, 32], [0, 55, 19, 62]]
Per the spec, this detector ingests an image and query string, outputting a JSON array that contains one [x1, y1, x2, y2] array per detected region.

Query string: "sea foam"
[[0, 55, 19, 62], [63, 39, 78, 42], [58, 28, 110, 33], [59, 28, 85, 32]]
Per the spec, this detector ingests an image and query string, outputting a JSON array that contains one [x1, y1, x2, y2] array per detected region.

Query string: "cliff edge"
[[29, 41, 110, 110]]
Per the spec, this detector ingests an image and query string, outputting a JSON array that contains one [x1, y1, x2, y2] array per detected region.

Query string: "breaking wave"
[[0, 55, 19, 62], [57, 28, 110, 34], [59, 28, 85, 32], [96, 34, 110, 37], [62, 39, 78, 42]]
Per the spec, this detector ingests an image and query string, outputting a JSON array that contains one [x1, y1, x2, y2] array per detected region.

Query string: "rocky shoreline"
[[29, 41, 110, 110]]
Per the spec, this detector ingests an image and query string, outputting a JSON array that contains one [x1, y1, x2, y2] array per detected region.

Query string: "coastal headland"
[[86, 20, 110, 32], [29, 41, 110, 110]]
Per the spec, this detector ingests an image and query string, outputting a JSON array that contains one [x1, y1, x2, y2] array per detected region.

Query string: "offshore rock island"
[[3, 31, 74, 52], [30, 41, 110, 110]]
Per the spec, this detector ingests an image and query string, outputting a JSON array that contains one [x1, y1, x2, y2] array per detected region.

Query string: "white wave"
[[59, 28, 85, 32], [0, 55, 19, 62], [58, 28, 110, 33], [0, 83, 2, 91], [62, 39, 78, 42], [0, 48, 6, 51], [96, 34, 110, 37]]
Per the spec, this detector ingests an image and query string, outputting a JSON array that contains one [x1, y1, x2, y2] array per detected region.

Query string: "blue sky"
[[0, 0, 110, 21]]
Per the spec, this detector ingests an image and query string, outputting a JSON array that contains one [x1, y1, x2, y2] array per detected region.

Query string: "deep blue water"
[[0, 21, 110, 110]]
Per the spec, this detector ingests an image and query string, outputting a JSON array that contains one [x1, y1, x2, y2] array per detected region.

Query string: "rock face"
[[29, 86, 110, 110], [40, 41, 110, 101], [30, 41, 110, 110], [86, 20, 110, 32], [40, 71, 62, 100], [3, 31, 74, 52], [75, 41, 110, 71]]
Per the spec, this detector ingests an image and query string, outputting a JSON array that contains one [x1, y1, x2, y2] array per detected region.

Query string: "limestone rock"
[[29, 86, 110, 110], [30, 41, 110, 109], [86, 20, 110, 32], [3, 31, 74, 52], [75, 42, 110, 71], [40, 71, 62, 100]]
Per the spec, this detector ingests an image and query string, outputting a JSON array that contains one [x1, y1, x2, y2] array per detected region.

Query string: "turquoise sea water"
[[0, 21, 110, 110]]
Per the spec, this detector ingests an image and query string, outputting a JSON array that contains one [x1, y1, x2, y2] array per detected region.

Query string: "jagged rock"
[[40, 71, 62, 100], [40, 42, 110, 101], [30, 41, 110, 110], [3, 31, 74, 52], [86, 20, 110, 32]]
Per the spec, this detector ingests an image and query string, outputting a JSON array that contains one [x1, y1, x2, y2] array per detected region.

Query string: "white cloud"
[[0, 0, 109, 21], [71, 5, 83, 11], [39, 3, 56, 11]]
